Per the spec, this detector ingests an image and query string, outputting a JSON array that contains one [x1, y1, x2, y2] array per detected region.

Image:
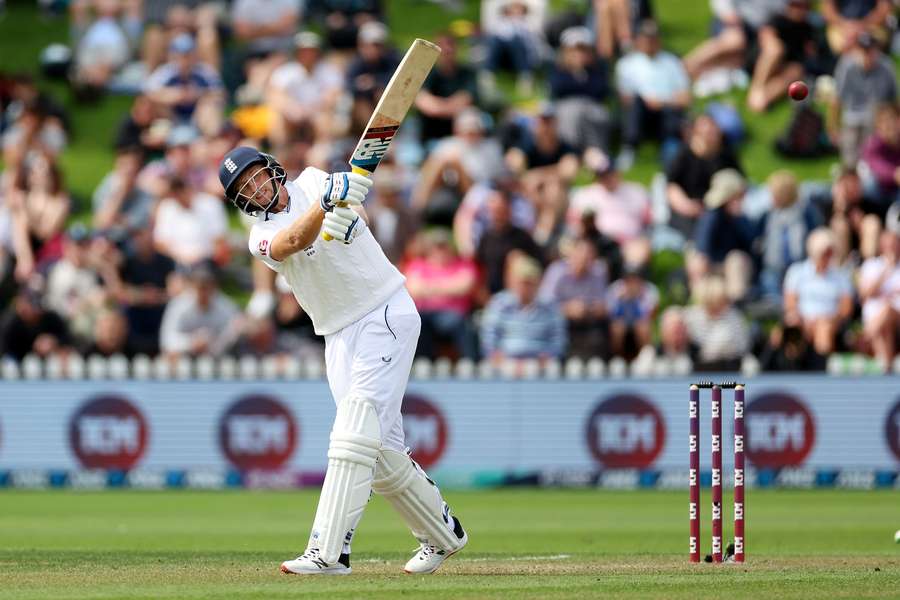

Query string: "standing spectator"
[[0, 285, 70, 360], [665, 114, 742, 239], [117, 225, 175, 356], [615, 20, 691, 169], [475, 187, 543, 294], [266, 31, 345, 145], [860, 103, 900, 205], [857, 228, 900, 368], [568, 149, 652, 269], [822, 0, 892, 55], [153, 176, 228, 269], [480, 253, 566, 364], [831, 32, 897, 166], [783, 227, 855, 356], [684, 274, 750, 371], [747, 0, 818, 113], [690, 169, 757, 303], [480, 0, 547, 95], [414, 33, 479, 148], [606, 265, 659, 359], [538, 236, 609, 358], [548, 26, 611, 153], [92, 145, 154, 232], [144, 33, 223, 124], [159, 262, 242, 358], [758, 170, 822, 302], [404, 229, 480, 360]]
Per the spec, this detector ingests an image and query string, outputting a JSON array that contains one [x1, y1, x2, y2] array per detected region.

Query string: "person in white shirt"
[[857, 228, 900, 368], [615, 20, 691, 168], [218, 146, 467, 576], [153, 176, 228, 269]]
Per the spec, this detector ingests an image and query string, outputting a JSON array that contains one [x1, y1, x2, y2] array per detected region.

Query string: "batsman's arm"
[[269, 204, 327, 261]]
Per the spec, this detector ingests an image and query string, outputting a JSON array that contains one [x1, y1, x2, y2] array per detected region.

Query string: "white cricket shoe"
[[404, 517, 468, 574], [280, 548, 351, 576]]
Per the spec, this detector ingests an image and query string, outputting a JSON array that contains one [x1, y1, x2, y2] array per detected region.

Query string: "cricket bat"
[[322, 38, 441, 240]]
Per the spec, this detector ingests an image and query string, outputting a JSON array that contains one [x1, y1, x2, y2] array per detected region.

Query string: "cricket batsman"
[[218, 146, 468, 575]]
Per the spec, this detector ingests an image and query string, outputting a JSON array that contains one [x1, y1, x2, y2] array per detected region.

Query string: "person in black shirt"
[[0, 286, 70, 360], [117, 226, 175, 355], [415, 33, 479, 147], [748, 0, 818, 112], [666, 114, 743, 239], [476, 187, 543, 294]]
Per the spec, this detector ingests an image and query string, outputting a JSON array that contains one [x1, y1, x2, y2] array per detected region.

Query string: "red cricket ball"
[[788, 81, 808, 101]]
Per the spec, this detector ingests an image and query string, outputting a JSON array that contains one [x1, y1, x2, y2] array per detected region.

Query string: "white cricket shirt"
[[248, 167, 406, 336]]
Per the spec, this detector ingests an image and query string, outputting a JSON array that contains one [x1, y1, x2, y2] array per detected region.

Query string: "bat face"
[[349, 38, 441, 174]]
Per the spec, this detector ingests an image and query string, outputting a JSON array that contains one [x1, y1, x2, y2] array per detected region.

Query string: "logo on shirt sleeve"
[[258, 239, 269, 256]]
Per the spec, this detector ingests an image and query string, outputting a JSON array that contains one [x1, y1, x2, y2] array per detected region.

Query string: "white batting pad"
[[310, 395, 382, 564], [372, 449, 462, 551]]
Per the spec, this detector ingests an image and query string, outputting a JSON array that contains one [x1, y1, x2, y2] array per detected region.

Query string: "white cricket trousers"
[[323, 286, 420, 452]]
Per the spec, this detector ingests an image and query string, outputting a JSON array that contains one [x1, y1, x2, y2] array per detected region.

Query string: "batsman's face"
[[235, 165, 283, 212]]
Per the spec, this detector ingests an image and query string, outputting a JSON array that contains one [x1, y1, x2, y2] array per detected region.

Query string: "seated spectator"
[[480, 253, 566, 364], [231, 0, 300, 57], [3, 154, 70, 276], [159, 262, 242, 357], [366, 165, 419, 265], [689, 169, 757, 302], [117, 225, 175, 356], [92, 145, 153, 233], [784, 227, 854, 356], [137, 124, 206, 197], [861, 103, 900, 205], [405, 229, 479, 360], [69, 0, 142, 93], [857, 228, 900, 368], [538, 236, 609, 359], [415, 109, 506, 224], [684, 274, 750, 371], [822, 0, 891, 55], [759, 322, 820, 370], [568, 149, 652, 268], [453, 175, 535, 259], [758, 170, 822, 301], [666, 114, 743, 239], [506, 103, 579, 202], [474, 186, 544, 294], [615, 20, 691, 169], [144, 33, 223, 124], [141, 2, 221, 73], [606, 264, 659, 359], [266, 32, 345, 145], [81, 306, 133, 357], [747, 0, 818, 113], [153, 176, 229, 269], [270, 274, 324, 361], [657, 305, 694, 360], [819, 166, 885, 262], [548, 26, 611, 153], [346, 22, 400, 109], [310, 0, 384, 51], [414, 33, 479, 148], [0, 283, 70, 360], [2, 99, 67, 169], [45, 224, 112, 345], [832, 32, 897, 166], [594, 0, 652, 59], [114, 94, 168, 154], [683, 0, 758, 91], [480, 0, 547, 95]]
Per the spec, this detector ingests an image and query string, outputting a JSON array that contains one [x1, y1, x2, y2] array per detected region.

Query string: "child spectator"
[[606, 264, 658, 359]]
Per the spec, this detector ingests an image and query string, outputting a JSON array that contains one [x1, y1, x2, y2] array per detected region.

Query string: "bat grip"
[[322, 166, 372, 241]]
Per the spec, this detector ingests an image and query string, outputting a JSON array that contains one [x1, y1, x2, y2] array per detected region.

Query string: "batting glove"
[[320, 171, 372, 212], [322, 206, 363, 243]]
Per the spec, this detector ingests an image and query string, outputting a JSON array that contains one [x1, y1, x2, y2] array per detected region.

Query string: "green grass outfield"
[[0, 489, 898, 599]]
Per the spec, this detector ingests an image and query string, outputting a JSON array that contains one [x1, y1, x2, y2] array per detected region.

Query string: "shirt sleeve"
[[479, 294, 504, 355], [783, 262, 801, 295], [248, 219, 285, 272], [159, 297, 192, 354]]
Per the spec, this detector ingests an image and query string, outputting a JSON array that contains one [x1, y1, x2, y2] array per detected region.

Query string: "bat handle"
[[322, 166, 373, 241]]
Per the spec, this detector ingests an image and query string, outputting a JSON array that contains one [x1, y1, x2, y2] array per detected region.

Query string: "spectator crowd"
[[1, 0, 900, 373]]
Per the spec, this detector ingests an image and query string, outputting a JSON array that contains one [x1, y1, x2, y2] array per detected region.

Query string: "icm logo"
[[586, 394, 665, 468], [745, 392, 815, 467], [401, 394, 448, 469], [885, 399, 900, 461], [219, 395, 297, 470], [69, 396, 149, 470]]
